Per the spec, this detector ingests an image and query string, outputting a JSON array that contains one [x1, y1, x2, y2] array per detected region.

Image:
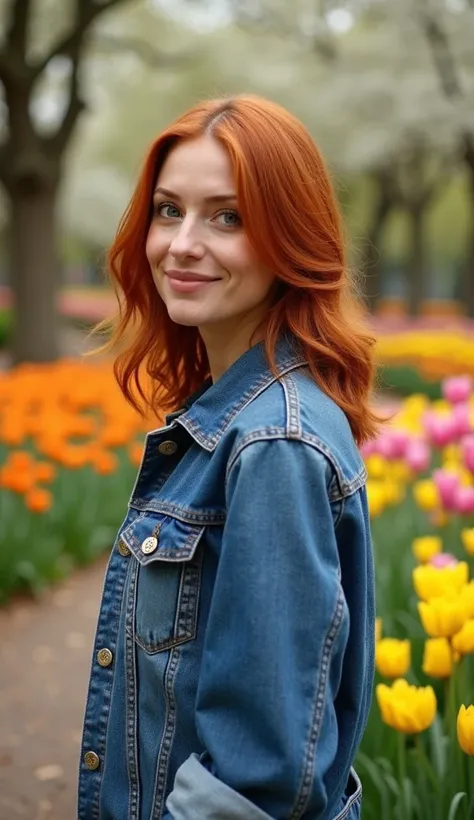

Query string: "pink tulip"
[[390, 430, 411, 458], [430, 553, 458, 568], [461, 435, 474, 474], [405, 440, 431, 473], [424, 411, 458, 448], [433, 469, 461, 510], [453, 485, 474, 515], [442, 375, 473, 405], [375, 433, 399, 460], [452, 403, 473, 437]]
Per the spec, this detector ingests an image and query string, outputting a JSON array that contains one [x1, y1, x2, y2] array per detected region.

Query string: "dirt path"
[[0, 556, 108, 820]]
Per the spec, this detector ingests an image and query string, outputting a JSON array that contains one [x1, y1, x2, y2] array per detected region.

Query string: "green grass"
[[0, 309, 13, 348]]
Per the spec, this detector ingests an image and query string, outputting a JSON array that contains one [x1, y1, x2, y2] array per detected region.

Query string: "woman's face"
[[146, 136, 277, 344]]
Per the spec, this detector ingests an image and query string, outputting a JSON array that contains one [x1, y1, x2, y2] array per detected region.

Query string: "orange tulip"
[[25, 487, 53, 513]]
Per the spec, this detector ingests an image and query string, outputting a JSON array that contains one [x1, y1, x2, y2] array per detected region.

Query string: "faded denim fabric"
[[77, 335, 374, 820]]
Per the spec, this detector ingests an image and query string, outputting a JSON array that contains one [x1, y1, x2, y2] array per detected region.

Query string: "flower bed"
[[361, 375, 474, 818], [0, 358, 162, 600]]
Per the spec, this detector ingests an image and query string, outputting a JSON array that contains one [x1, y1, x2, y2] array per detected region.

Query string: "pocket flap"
[[121, 513, 205, 566]]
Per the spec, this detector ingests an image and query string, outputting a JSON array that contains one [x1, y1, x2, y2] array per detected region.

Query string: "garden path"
[[0, 556, 108, 820]]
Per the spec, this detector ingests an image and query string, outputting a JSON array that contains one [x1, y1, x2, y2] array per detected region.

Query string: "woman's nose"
[[168, 218, 205, 261]]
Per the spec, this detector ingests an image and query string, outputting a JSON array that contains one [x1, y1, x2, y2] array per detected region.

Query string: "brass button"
[[158, 440, 178, 456], [84, 751, 100, 770], [97, 648, 113, 667], [141, 536, 158, 554], [117, 539, 131, 557]]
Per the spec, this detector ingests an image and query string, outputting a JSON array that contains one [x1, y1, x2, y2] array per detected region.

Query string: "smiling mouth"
[[165, 270, 218, 283], [165, 273, 220, 293]]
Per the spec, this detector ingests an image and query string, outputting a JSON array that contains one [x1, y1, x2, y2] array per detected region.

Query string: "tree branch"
[[0, 0, 35, 86], [421, 9, 474, 174], [421, 11, 463, 100], [32, 0, 134, 79], [5, 0, 33, 56]]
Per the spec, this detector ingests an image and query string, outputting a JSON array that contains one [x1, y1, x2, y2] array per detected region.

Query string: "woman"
[[78, 94, 379, 820]]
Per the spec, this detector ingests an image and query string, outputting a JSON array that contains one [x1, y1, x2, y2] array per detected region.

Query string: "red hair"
[[98, 94, 380, 444]]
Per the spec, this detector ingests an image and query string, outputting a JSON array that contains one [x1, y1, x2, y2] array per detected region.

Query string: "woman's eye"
[[155, 202, 181, 219], [215, 210, 241, 228]]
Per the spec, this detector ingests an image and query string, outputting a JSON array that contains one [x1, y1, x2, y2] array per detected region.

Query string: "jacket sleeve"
[[164, 437, 351, 820]]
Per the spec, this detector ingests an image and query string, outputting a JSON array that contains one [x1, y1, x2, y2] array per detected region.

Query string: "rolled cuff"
[[165, 753, 273, 820]]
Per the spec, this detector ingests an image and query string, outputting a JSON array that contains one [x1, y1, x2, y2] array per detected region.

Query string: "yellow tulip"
[[452, 620, 474, 655], [388, 461, 413, 484], [422, 638, 453, 678], [413, 480, 440, 512], [460, 582, 474, 618], [461, 528, 474, 557], [365, 454, 387, 480], [383, 480, 405, 506], [443, 444, 461, 465], [366, 481, 386, 518], [375, 638, 411, 679], [375, 617, 382, 643], [418, 595, 470, 638], [412, 536, 442, 565], [376, 678, 437, 734], [432, 399, 452, 414], [413, 562, 469, 601], [457, 705, 474, 755]]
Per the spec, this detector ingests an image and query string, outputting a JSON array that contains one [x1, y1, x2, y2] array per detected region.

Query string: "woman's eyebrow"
[[153, 186, 237, 203]]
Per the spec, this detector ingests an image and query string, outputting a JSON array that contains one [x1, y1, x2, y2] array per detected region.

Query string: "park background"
[[2, 1, 474, 819]]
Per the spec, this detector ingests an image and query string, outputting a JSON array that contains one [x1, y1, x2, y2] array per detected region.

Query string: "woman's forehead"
[[156, 136, 236, 197]]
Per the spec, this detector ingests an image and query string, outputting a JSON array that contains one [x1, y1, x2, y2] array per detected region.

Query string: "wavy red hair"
[[98, 94, 380, 444]]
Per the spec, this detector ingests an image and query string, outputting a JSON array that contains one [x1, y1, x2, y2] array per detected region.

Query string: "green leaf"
[[428, 716, 448, 781], [447, 792, 466, 820], [357, 752, 392, 819]]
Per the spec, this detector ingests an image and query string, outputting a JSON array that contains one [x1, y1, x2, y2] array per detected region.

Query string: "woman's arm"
[[165, 437, 356, 820]]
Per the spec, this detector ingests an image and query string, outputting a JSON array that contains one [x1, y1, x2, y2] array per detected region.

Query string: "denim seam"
[[225, 431, 366, 499], [289, 585, 346, 820], [176, 360, 307, 451], [128, 499, 225, 524], [282, 374, 303, 439], [121, 518, 206, 565], [125, 557, 140, 820], [333, 496, 345, 530], [151, 646, 183, 819]]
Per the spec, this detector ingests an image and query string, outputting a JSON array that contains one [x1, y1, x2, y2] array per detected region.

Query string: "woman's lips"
[[165, 272, 219, 293]]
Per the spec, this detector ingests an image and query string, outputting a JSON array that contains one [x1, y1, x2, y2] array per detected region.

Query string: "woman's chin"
[[165, 304, 205, 328]]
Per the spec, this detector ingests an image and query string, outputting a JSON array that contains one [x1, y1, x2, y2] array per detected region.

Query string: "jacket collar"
[[170, 335, 307, 452]]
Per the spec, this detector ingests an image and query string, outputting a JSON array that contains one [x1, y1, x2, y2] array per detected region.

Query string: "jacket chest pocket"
[[121, 513, 206, 654]]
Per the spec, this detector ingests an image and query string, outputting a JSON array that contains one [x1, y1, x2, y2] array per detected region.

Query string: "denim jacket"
[[77, 335, 375, 820]]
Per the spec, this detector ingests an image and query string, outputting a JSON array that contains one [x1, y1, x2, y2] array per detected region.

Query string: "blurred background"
[[1, 1, 474, 819]]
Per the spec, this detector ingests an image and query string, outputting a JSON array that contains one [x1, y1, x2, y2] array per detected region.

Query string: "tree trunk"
[[406, 204, 428, 317], [9, 182, 60, 363], [362, 191, 392, 313]]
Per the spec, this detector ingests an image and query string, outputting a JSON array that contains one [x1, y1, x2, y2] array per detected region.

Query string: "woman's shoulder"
[[228, 366, 367, 495]]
